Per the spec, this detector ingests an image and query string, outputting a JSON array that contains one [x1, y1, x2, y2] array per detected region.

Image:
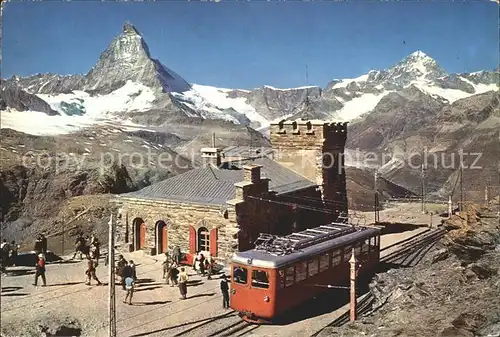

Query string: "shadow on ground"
[[272, 277, 372, 325], [129, 311, 237, 337], [131, 300, 171, 306]]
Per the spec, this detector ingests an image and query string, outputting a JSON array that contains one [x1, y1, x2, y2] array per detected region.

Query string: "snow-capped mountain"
[[1, 22, 498, 136]]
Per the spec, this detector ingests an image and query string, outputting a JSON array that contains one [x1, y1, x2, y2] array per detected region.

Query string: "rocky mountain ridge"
[[1, 23, 498, 132]]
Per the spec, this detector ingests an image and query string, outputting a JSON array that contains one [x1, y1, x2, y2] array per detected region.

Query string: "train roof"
[[231, 225, 380, 269]]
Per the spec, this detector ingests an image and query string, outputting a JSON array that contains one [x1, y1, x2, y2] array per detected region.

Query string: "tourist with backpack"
[[33, 254, 47, 287]]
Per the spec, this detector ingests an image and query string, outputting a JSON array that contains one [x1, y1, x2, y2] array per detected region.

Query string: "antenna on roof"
[[305, 64, 309, 86], [304, 64, 311, 116]]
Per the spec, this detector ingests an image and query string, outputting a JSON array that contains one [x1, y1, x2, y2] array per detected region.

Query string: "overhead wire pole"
[[374, 171, 379, 223], [421, 149, 426, 214], [498, 164, 500, 224], [108, 213, 117, 337], [460, 162, 464, 212]]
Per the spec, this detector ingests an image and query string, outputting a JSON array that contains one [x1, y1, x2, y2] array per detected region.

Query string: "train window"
[[251, 270, 270, 289], [308, 259, 319, 277], [332, 253, 342, 267], [233, 266, 248, 284], [362, 240, 370, 253], [319, 253, 329, 272], [285, 266, 294, 287], [295, 261, 307, 282], [278, 270, 285, 289], [343, 246, 352, 262], [354, 243, 362, 256]]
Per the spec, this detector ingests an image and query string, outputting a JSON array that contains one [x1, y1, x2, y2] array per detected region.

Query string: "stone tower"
[[269, 119, 348, 221]]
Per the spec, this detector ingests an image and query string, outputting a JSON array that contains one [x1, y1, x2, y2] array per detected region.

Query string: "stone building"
[[113, 119, 348, 263]]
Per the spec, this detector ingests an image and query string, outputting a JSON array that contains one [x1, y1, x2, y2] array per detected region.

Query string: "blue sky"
[[2, 1, 498, 89]]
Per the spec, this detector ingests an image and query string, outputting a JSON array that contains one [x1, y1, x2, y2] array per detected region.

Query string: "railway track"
[[310, 227, 447, 336], [168, 310, 259, 337]]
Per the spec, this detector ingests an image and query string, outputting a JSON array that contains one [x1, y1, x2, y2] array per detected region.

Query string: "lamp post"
[[349, 248, 357, 322]]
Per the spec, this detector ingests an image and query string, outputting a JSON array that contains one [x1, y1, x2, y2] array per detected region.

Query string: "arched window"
[[197, 227, 210, 252]]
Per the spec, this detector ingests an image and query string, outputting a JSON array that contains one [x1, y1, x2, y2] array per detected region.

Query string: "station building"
[[113, 119, 348, 263]]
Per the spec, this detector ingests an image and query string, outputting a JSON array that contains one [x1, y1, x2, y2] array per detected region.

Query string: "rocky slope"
[[0, 80, 58, 115], [320, 203, 500, 337], [0, 121, 274, 247], [0, 127, 191, 243], [346, 88, 500, 198]]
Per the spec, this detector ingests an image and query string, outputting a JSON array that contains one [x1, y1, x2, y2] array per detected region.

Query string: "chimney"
[[243, 164, 262, 183], [212, 132, 216, 148], [201, 147, 222, 167]]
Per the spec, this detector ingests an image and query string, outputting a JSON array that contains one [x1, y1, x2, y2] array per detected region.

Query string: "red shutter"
[[210, 227, 218, 257], [189, 226, 196, 254]]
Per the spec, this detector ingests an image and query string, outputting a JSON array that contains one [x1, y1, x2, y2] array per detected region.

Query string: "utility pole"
[[349, 248, 357, 322], [460, 164, 464, 213], [448, 195, 452, 218], [374, 172, 379, 223], [421, 150, 426, 214], [61, 216, 65, 257], [108, 213, 116, 337]]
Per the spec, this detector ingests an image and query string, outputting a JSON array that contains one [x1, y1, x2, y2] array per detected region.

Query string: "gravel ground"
[[1, 203, 437, 337]]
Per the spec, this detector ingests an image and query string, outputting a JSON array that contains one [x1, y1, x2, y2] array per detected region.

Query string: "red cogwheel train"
[[229, 221, 381, 323]]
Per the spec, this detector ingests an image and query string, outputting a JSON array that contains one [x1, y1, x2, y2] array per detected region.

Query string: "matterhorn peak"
[[82, 22, 191, 94], [122, 21, 141, 36]]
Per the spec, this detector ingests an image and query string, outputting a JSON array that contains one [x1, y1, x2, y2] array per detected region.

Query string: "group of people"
[[73, 232, 101, 260], [160, 249, 228, 307], [1, 239, 20, 272], [192, 251, 215, 279], [6, 235, 233, 309]]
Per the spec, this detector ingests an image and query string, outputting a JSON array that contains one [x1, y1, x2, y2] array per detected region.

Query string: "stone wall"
[[116, 198, 237, 263], [270, 119, 348, 221], [227, 164, 326, 251]]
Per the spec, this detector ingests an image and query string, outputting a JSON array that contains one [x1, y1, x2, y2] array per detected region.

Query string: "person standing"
[[34, 235, 43, 255], [220, 274, 230, 309], [40, 234, 48, 256], [128, 260, 137, 281], [172, 246, 181, 265], [85, 256, 102, 286], [198, 253, 206, 276], [169, 262, 179, 287], [1, 240, 10, 269], [205, 258, 213, 280], [115, 255, 128, 290], [162, 255, 170, 281], [33, 254, 47, 287], [121, 261, 134, 290], [9, 241, 19, 266], [73, 233, 85, 260], [178, 267, 189, 300], [123, 276, 135, 305]]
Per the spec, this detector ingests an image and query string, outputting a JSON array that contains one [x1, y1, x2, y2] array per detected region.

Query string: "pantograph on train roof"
[[253, 215, 370, 256]]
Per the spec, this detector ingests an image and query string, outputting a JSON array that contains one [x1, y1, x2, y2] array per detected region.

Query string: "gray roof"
[[121, 157, 316, 205], [222, 146, 275, 159]]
